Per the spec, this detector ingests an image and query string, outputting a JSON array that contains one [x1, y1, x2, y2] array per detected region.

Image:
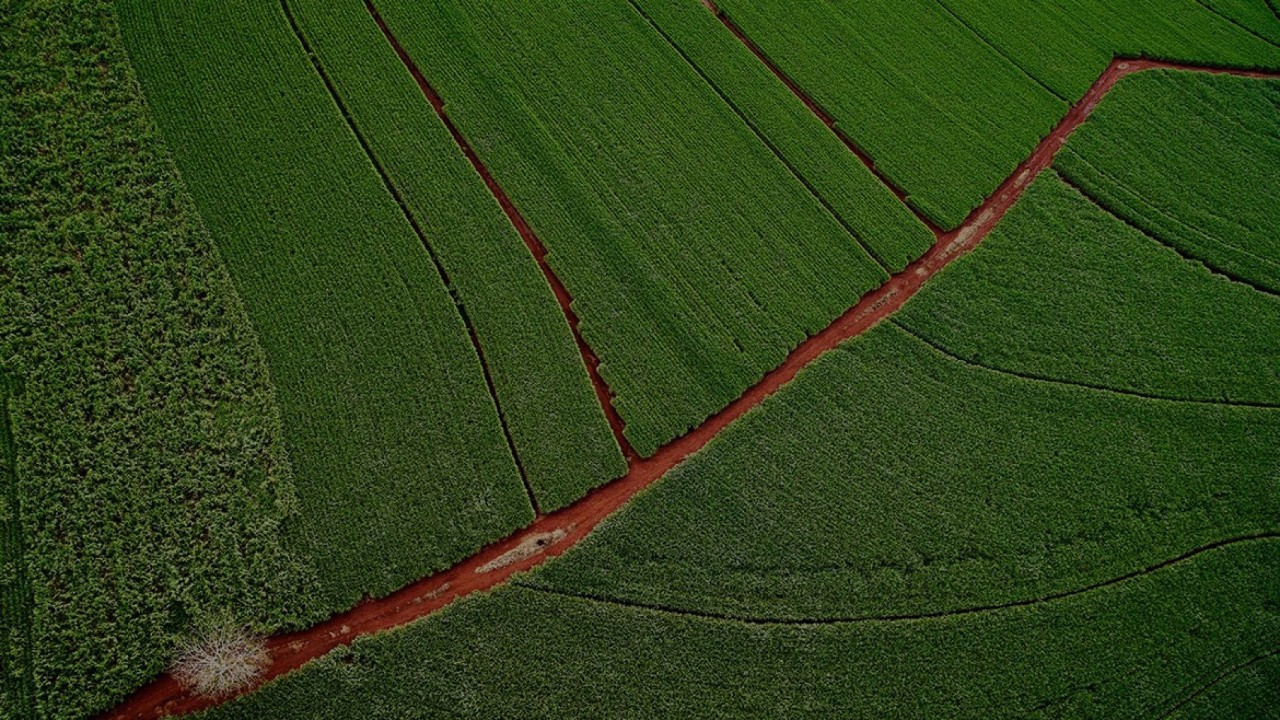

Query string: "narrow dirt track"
[[99, 10, 1280, 717]]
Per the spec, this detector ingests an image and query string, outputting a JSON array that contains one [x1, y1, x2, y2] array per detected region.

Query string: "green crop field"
[[1055, 70, 1280, 295], [0, 3, 324, 717], [115, 0, 535, 613], [283, 0, 626, 511], [368, 0, 892, 455], [714, 0, 1280, 227], [4, 0, 1279, 717], [895, 171, 1280, 405], [193, 540, 1280, 719]]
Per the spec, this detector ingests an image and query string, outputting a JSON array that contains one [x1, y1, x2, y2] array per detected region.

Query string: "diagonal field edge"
[[1154, 646, 1280, 720], [622, 0, 894, 274], [1056, 165, 1280, 300], [99, 38, 1280, 720]]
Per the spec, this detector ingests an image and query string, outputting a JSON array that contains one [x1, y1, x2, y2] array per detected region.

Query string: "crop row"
[[940, 0, 1280, 99], [531, 168, 1280, 621], [0, 2, 321, 717], [0, 375, 34, 720], [369, 0, 892, 455], [286, 0, 627, 511], [200, 530, 1280, 717], [115, 0, 535, 613], [1199, 0, 1280, 45], [533, 318, 1280, 620], [1055, 69, 1280, 295], [714, 0, 1280, 228], [628, 0, 934, 272]]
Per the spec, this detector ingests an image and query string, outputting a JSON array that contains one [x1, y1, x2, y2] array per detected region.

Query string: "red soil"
[[99, 10, 1280, 718], [364, 0, 637, 461]]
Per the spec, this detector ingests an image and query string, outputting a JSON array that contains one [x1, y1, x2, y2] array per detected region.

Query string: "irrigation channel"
[[101, 3, 1280, 716]]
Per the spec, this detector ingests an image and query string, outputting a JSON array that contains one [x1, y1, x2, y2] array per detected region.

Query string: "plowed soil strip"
[[100, 31, 1280, 720], [364, 0, 635, 461]]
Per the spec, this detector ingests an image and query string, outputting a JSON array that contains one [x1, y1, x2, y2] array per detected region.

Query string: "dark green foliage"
[[0, 2, 319, 716], [1168, 650, 1280, 719], [1056, 70, 1280, 294], [896, 171, 1280, 404], [0, 376, 34, 719], [115, 0, 535, 611], [372, 0, 888, 455], [285, 0, 625, 511], [627, 0, 934, 272], [717, 0, 1280, 227], [200, 540, 1280, 718]]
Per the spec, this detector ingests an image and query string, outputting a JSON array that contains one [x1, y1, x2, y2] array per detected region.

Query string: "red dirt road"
[[99, 12, 1280, 718]]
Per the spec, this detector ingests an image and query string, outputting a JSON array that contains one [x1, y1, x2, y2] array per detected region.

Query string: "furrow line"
[[279, 0, 540, 514], [696, 0, 940, 232], [364, 0, 636, 460], [1057, 170, 1280, 300], [1191, 0, 1280, 51], [623, 0, 891, 273], [516, 533, 1280, 626], [932, 0, 1071, 103], [891, 320, 1280, 409], [1154, 647, 1280, 719]]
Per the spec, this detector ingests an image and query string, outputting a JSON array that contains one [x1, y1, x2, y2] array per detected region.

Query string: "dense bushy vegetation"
[[0, 2, 319, 716], [201, 539, 1280, 718], [9, 1, 1279, 717], [286, 0, 625, 510], [716, 0, 1280, 227], [1170, 650, 1280, 719], [372, 0, 889, 455], [1055, 70, 1280, 295], [115, 0, 535, 610], [0, 375, 34, 718], [896, 171, 1280, 404]]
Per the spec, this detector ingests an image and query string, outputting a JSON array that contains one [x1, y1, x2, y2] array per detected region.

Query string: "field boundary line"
[[515, 534, 1280, 626], [890, 321, 1280, 409], [1191, 0, 1280, 51], [1056, 170, 1280, 300], [932, 0, 1071, 103], [622, 0, 892, 273], [278, 0, 540, 513], [99, 45, 1280, 720], [363, 0, 636, 461], [1153, 647, 1280, 719]]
